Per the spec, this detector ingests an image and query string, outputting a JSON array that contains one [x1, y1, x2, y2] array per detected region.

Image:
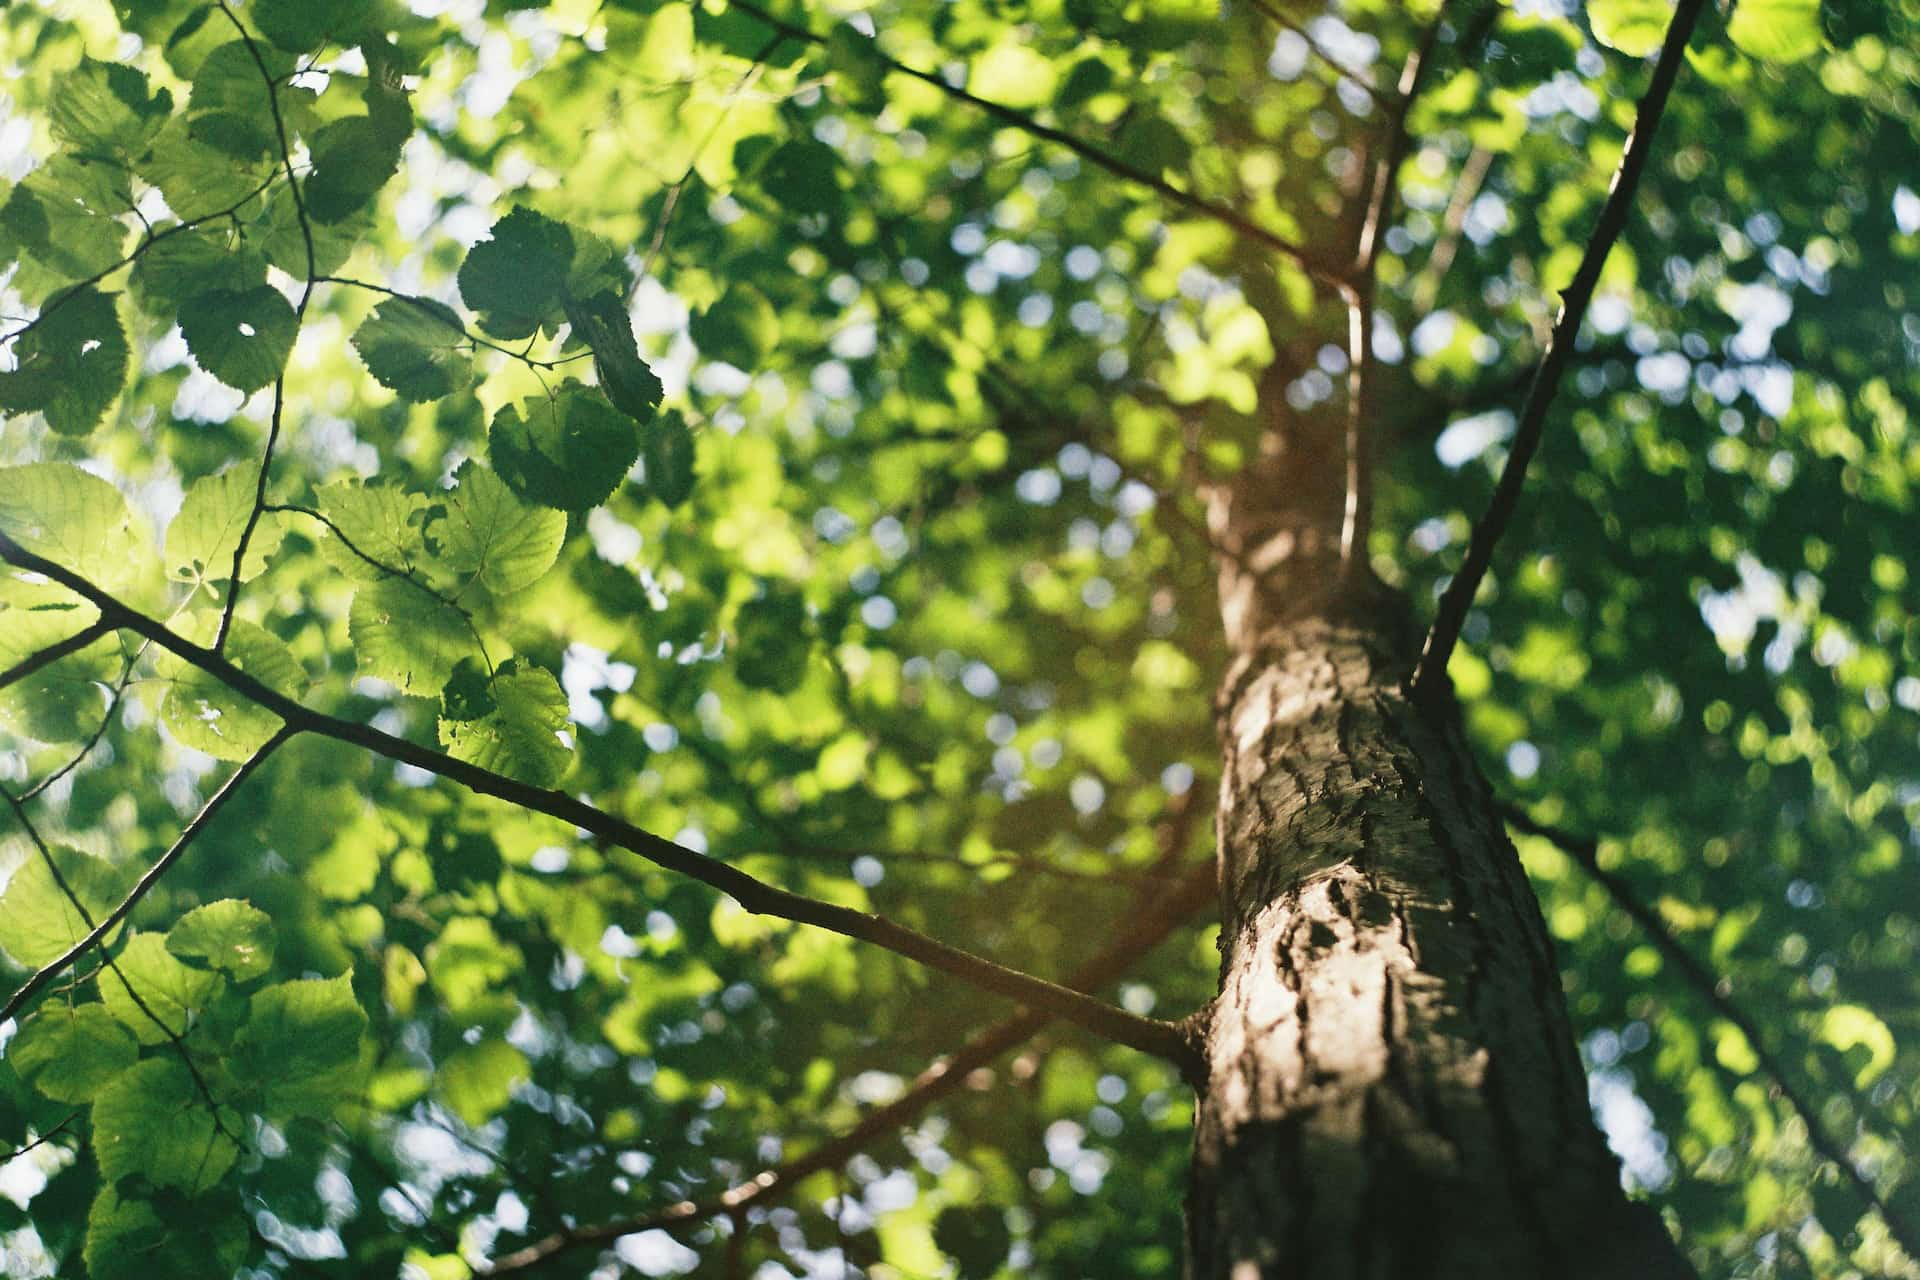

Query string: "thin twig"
[[1246, 0, 1396, 113], [0, 1111, 81, 1164], [317, 277, 593, 370], [2, 791, 240, 1139], [18, 637, 149, 802], [213, 1, 320, 653], [0, 531, 1200, 1073], [0, 728, 291, 1027], [723, 0, 1341, 288], [1504, 808, 1920, 1261], [0, 620, 113, 694], [1339, 2, 1451, 572], [484, 854, 1214, 1274], [1411, 0, 1704, 694]]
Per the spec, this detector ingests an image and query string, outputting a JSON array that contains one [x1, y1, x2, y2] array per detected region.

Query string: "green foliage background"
[[0, 0, 1915, 1276]]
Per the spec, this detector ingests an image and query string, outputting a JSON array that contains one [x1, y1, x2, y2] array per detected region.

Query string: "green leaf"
[[91, 1057, 237, 1192], [435, 462, 567, 596], [315, 478, 430, 580], [350, 295, 474, 402], [1588, 0, 1677, 56], [436, 1038, 529, 1126], [0, 461, 161, 606], [178, 285, 299, 393], [1820, 1004, 1895, 1087], [1728, 0, 1824, 61], [689, 284, 778, 368], [934, 1204, 1014, 1279], [348, 576, 480, 693], [827, 25, 888, 110], [440, 656, 496, 722], [49, 57, 171, 156], [98, 932, 225, 1046], [233, 972, 368, 1117], [0, 845, 132, 968], [489, 383, 639, 511], [437, 658, 573, 786], [970, 43, 1059, 108], [643, 410, 697, 509], [8, 1004, 139, 1103], [817, 731, 870, 791], [161, 619, 305, 760], [0, 462, 130, 572], [187, 41, 287, 159], [253, 0, 382, 53], [0, 288, 129, 435], [734, 587, 811, 693], [251, 183, 370, 277], [457, 206, 575, 341], [166, 899, 276, 980], [133, 117, 278, 221], [165, 467, 284, 586], [85, 1186, 248, 1280], [562, 291, 663, 421], [129, 226, 268, 318], [303, 115, 406, 223], [0, 158, 133, 289]]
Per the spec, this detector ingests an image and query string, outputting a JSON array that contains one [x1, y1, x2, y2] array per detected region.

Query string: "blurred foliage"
[[0, 0, 1914, 1277]]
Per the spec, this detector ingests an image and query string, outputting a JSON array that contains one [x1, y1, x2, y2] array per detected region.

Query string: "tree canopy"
[[0, 0, 1916, 1276]]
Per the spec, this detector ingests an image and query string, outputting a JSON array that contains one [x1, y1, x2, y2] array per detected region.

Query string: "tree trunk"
[[1185, 421, 1694, 1279]]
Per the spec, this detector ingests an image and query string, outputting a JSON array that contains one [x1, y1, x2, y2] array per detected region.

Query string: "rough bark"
[[1185, 419, 1694, 1279]]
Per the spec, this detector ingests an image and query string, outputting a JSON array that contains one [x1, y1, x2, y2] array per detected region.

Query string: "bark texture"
[[1186, 423, 1693, 1279]]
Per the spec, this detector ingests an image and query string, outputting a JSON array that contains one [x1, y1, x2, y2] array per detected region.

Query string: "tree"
[[0, 0, 1914, 1274]]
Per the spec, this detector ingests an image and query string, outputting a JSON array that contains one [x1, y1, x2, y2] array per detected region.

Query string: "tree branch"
[[0, 175, 279, 348], [1340, 3, 1451, 571], [0, 532, 1200, 1074], [213, 0, 319, 654], [2, 788, 242, 1138], [484, 858, 1215, 1274], [1411, 0, 1704, 695], [722, 0, 1340, 287], [1246, 0, 1397, 114], [0, 730, 290, 1028], [0, 619, 114, 694], [1504, 807, 1920, 1260]]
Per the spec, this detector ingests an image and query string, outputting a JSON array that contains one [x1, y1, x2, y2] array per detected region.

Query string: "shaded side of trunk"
[[1185, 427, 1692, 1280]]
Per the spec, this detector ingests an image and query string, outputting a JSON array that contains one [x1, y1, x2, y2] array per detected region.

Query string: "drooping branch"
[[722, 0, 1340, 287], [1505, 808, 1920, 1260], [1411, 0, 1705, 694], [0, 533, 1201, 1073], [484, 857, 1216, 1274]]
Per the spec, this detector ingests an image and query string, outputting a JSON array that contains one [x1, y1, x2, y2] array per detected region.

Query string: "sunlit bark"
[[1185, 419, 1693, 1279]]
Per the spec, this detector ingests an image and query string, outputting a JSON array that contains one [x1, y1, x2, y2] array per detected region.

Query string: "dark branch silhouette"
[[1413, 0, 1705, 693], [1506, 807, 1920, 1260], [0, 530, 1201, 1074], [724, 0, 1339, 286]]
